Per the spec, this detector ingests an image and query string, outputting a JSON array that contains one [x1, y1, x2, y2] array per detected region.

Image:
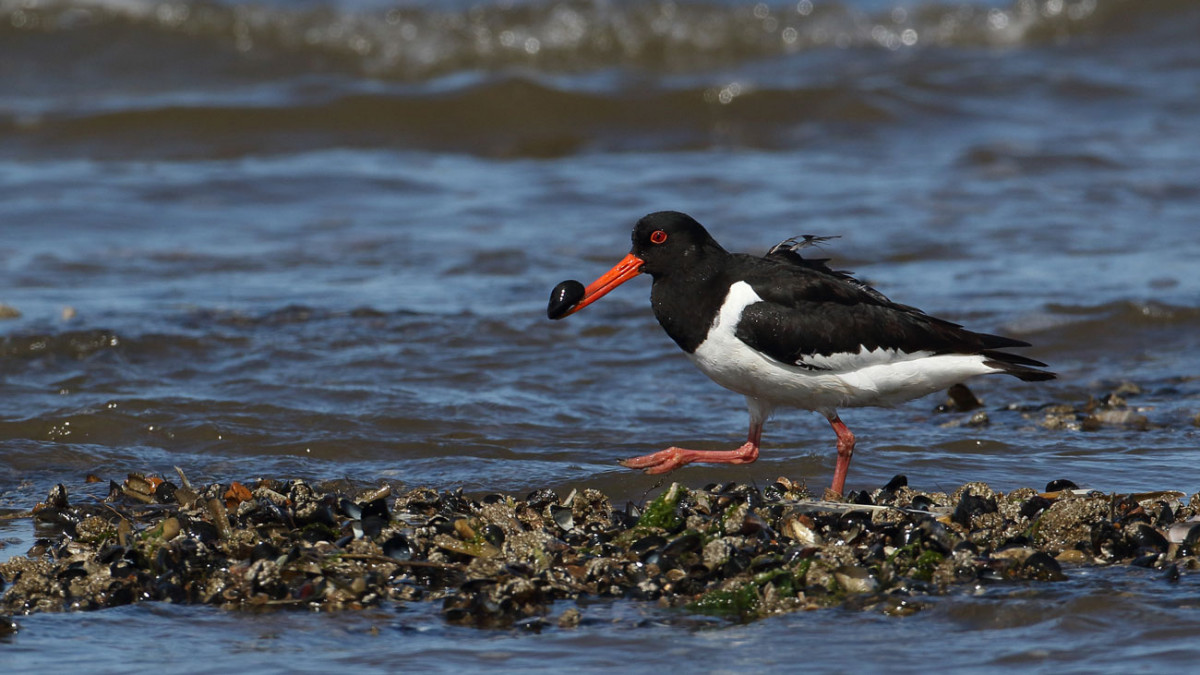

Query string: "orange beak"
[[560, 252, 644, 317]]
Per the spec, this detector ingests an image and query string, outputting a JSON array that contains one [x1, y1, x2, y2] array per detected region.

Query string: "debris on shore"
[[1, 470, 1198, 629]]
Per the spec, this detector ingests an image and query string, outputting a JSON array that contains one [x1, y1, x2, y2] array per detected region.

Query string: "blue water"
[[4, 0, 1200, 669]]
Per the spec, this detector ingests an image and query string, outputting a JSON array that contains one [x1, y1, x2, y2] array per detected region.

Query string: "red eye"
[[650, 230, 668, 244]]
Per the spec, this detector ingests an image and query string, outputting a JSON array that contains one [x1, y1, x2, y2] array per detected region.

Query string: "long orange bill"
[[561, 252, 644, 317]]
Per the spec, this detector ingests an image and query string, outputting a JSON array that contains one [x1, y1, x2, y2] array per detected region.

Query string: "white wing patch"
[[795, 346, 930, 371]]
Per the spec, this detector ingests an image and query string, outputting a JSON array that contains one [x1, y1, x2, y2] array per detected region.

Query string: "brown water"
[[4, 0, 1200, 669]]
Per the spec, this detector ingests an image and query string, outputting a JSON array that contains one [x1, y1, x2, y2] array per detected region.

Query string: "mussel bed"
[[1, 473, 1198, 629]]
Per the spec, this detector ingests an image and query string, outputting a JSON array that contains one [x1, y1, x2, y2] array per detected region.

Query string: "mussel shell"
[[360, 497, 391, 520], [1185, 523, 1200, 547], [721, 550, 752, 576], [338, 498, 362, 520], [549, 504, 575, 531], [97, 544, 126, 564], [105, 581, 135, 606], [1131, 553, 1162, 568], [154, 579, 187, 603], [481, 524, 506, 547], [382, 533, 414, 561], [838, 510, 871, 530], [762, 482, 786, 502], [1045, 478, 1079, 492], [847, 490, 874, 506], [1019, 496, 1053, 519], [1163, 564, 1181, 583], [1017, 550, 1065, 581], [360, 515, 388, 538], [907, 519, 953, 555], [56, 562, 89, 581], [630, 534, 666, 559], [952, 540, 979, 555], [952, 492, 998, 527], [251, 541, 281, 563], [525, 489, 559, 510], [424, 515, 456, 535], [187, 519, 221, 544], [154, 480, 178, 504], [547, 280, 585, 320], [910, 495, 935, 511], [661, 531, 703, 557], [1130, 522, 1169, 553], [621, 503, 642, 527]]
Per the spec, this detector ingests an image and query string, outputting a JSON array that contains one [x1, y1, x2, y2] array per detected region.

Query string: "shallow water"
[[3, 563, 1199, 672], [3, 0, 1200, 669]]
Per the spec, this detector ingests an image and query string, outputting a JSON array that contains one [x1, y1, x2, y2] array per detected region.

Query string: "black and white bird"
[[550, 211, 1054, 496]]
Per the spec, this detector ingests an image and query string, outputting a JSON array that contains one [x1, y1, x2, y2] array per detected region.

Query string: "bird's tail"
[[981, 350, 1056, 381]]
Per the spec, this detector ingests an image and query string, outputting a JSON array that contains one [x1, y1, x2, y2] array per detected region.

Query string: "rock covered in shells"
[[1027, 381, 1154, 431], [0, 472, 1197, 628]]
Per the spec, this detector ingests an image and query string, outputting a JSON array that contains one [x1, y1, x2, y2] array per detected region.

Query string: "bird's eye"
[[650, 230, 668, 244]]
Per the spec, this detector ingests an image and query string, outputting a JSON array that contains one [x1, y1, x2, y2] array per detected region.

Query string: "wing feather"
[[729, 249, 1047, 376]]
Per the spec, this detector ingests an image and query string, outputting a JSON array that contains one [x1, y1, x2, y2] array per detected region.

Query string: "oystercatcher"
[[550, 211, 1054, 496]]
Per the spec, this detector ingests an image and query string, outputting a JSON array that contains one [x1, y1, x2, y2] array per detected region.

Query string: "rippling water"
[[4, 0, 1200, 669]]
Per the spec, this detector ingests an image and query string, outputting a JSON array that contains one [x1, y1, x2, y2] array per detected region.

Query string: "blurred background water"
[[3, 0, 1200, 669]]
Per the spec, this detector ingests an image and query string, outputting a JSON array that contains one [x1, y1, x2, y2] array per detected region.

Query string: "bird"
[[550, 211, 1054, 496]]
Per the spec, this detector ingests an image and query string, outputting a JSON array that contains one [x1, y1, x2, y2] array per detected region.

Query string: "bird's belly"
[[688, 334, 998, 414]]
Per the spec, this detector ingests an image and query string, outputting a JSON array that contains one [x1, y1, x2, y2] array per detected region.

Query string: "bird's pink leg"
[[828, 414, 856, 497], [620, 418, 764, 475]]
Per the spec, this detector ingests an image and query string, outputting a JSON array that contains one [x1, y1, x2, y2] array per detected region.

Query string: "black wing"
[[764, 235, 897, 307], [730, 250, 1052, 379]]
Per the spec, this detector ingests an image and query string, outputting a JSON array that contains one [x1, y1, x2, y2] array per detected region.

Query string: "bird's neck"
[[649, 255, 731, 354]]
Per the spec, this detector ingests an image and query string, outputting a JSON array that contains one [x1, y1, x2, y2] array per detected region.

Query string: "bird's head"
[[549, 211, 721, 319]]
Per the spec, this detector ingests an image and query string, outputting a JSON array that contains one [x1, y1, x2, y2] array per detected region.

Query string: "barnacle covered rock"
[[0, 473, 1195, 628]]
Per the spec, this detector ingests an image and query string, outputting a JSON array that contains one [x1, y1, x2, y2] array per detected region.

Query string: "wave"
[[0, 328, 123, 361], [3, 0, 1196, 158], [1, 78, 900, 157], [1043, 299, 1200, 327], [0, 0, 1187, 83]]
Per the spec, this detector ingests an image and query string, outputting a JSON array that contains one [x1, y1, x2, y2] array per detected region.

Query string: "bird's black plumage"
[[631, 211, 1052, 382], [555, 210, 1055, 493]]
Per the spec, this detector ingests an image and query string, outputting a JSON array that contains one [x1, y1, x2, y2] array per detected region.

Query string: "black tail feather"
[[982, 350, 1056, 381]]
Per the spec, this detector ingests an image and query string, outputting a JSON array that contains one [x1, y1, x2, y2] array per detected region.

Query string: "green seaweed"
[[688, 567, 805, 620], [636, 483, 686, 531], [688, 582, 760, 619], [913, 549, 944, 580], [884, 542, 945, 582]]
